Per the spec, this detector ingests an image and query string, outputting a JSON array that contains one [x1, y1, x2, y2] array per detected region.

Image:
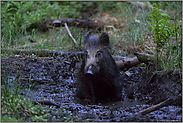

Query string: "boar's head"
[[83, 32, 115, 76]]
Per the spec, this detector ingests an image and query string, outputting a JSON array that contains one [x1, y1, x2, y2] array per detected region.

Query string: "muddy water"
[[1, 56, 182, 122], [78, 96, 146, 110], [23, 76, 181, 122], [102, 98, 145, 109]]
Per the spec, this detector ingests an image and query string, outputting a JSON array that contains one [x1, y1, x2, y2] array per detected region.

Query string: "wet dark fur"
[[76, 32, 124, 102]]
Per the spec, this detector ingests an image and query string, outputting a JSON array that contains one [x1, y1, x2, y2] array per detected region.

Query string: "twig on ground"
[[136, 97, 173, 115], [64, 23, 79, 48]]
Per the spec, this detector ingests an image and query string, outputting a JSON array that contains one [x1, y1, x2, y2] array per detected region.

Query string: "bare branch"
[[64, 23, 79, 48], [136, 97, 173, 115], [1, 48, 84, 58]]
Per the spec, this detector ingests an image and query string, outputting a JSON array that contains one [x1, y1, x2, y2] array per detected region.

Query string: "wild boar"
[[76, 32, 124, 102]]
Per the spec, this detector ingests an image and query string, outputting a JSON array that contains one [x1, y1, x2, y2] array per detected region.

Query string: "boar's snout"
[[84, 64, 99, 75]]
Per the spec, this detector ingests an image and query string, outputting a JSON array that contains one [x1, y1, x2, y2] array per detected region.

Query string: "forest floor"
[[1, 56, 182, 122]]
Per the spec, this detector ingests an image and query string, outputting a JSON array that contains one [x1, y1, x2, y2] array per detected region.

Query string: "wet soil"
[[1, 56, 182, 122]]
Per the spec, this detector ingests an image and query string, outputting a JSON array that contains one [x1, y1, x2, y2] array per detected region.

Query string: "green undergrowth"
[[111, 2, 182, 72], [1, 1, 181, 72], [149, 3, 182, 71], [1, 1, 182, 72]]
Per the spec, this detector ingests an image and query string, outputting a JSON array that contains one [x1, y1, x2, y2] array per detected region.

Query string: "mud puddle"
[[102, 98, 146, 109], [1, 56, 182, 122]]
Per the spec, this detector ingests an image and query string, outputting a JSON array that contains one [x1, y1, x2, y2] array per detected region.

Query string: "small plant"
[[149, 3, 182, 70], [149, 4, 171, 67], [1, 69, 48, 122]]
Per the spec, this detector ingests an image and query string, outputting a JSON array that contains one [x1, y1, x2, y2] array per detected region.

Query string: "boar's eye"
[[84, 50, 88, 57], [84, 50, 88, 55], [96, 51, 103, 57]]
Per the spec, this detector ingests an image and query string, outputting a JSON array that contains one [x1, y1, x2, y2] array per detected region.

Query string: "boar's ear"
[[84, 31, 90, 45], [99, 32, 109, 48]]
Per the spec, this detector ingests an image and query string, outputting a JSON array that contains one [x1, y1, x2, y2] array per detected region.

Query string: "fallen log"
[[27, 18, 104, 32], [2, 48, 142, 70], [115, 57, 141, 70], [1, 48, 85, 58], [134, 52, 155, 64]]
